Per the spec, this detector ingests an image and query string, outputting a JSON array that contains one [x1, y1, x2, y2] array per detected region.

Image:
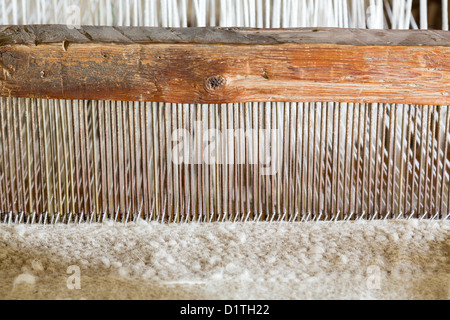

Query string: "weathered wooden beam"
[[0, 25, 449, 104]]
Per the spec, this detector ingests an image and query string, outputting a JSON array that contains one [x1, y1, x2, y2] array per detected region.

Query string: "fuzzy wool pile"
[[0, 220, 448, 300]]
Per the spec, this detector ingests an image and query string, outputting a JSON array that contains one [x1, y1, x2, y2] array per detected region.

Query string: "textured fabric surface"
[[0, 220, 448, 300]]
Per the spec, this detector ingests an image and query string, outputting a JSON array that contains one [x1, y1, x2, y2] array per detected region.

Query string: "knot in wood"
[[204, 75, 226, 92]]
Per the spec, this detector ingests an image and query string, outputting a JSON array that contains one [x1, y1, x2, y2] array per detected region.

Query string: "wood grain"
[[0, 25, 449, 104]]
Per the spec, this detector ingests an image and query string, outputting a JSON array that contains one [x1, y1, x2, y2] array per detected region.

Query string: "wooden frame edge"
[[0, 25, 449, 105]]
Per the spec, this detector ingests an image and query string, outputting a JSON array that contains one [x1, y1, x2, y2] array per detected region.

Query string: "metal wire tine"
[[349, 103, 357, 216], [0, 98, 9, 213], [312, 102, 318, 215], [424, 105, 434, 218], [336, 102, 342, 219], [284, 102, 291, 219], [70, 100, 80, 219], [133, 101, 141, 221], [397, 103, 407, 217], [367, 103, 374, 217], [355, 103, 363, 217], [363, 103, 374, 217], [128, 101, 136, 218], [428, 105, 438, 216], [442, 106, 450, 216], [409, 105, 419, 216], [243, 103, 250, 220], [176, 103, 183, 222], [206, 103, 213, 222], [250, 102, 261, 220], [5, 98, 17, 214], [292, 102, 299, 220], [31, 99, 40, 215], [434, 106, 443, 217], [197, 104, 204, 222], [41, 99, 53, 215], [375, 104, 387, 216], [91, 99, 99, 220], [76, 100, 87, 216], [112, 100, 119, 218], [306, 102, 312, 216], [276, 102, 282, 218], [118, 101, 127, 217], [373, 103, 382, 216], [343, 103, 351, 218], [402, 104, 413, 216], [318, 101, 325, 215], [299, 103, 305, 219], [17, 98, 27, 215], [59, 100, 69, 216], [2, 98, 450, 222], [52, 99, 63, 216], [256, 102, 262, 219], [237, 103, 243, 221], [390, 104, 398, 218], [385, 103, 395, 217], [143, 102, 151, 220], [189, 103, 196, 222]]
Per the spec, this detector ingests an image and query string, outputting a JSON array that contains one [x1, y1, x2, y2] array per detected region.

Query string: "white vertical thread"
[[404, 0, 413, 29], [265, 0, 271, 27], [361, 0, 367, 28], [125, 0, 131, 26], [144, 0, 149, 25], [118, 0, 123, 26], [151, 0, 157, 26], [377, 0, 384, 29], [37, 0, 41, 24], [337, 0, 343, 28], [2, 0, 7, 24], [210, 0, 216, 27], [107, 0, 113, 25], [312, 0, 318, 26], [249, 0, 256, 27], [244, 0, 249, 27], [193, 0, 200, 26], [256, 0, 262, 27], [291, 0, 298, 27], [420, 0, 427, 29], [219, 0, 226, 26], [12, 0, 18, 24], [236, 0, 242, 26], [133, 0, 138, 26], [443, 0, 449, 30], [174, 0, 181, 27], [168, 0, 173, 26], [383, 0, 393, 28], [392, 0, 400, 29], [181, 0, 187, 26], [273, 0, 280, 27], [281, 0, 287, 27], [398, 0, 405, 29], [343, 0, 349, 28], [21, 0, 26, 24], [301, 0, 307, 27], [162, 0, 169, 26], [42, 0, 47, 24]]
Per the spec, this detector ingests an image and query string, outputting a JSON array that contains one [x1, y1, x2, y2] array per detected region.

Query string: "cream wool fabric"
[[0, 220, 448, 300]]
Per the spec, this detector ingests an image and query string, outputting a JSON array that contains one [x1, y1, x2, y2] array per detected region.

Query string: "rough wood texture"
[[0, 25, 449, 104]]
